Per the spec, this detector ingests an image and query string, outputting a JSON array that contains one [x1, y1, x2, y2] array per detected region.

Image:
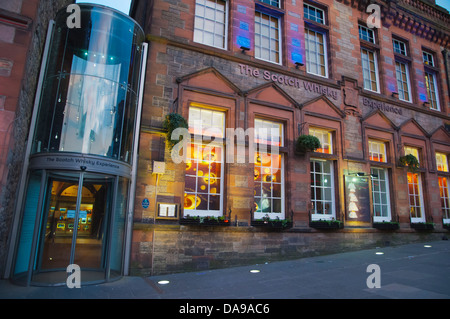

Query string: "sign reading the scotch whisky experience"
[[238, 64, 338, 101]]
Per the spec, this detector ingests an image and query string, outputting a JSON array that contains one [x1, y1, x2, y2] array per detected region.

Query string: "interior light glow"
[[375, 252, 384, 255], [158, 280, 170, 285], [424, 245, 432, 248], [250, 269, 260, 273]]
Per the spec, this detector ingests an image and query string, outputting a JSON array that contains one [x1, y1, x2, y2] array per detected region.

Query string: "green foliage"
[[399, 154, 420, 172], [163, 113, 188, 149], [296, 135, 321, 153]]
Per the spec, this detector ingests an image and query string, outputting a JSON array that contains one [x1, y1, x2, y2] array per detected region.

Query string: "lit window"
[[184, 143, 223, 216], [361, 48, 379, 92], [369, 140, 387, 163], [188, 106, 225, 138], [254, 119, 283, 147], [310, 159, 335, 219], [393, 39, 407, 56], [305, 28, 327, 77], [304, 3, 325, 24], [255, 11, 281, 64], [424, 71, 440, 111], [309, 128, 332, 154], [404, 146, 419, 163], [436, 152, 448, 172], [193, 0, 228, 49], [254, 152, 284, 219], [439, 177, 450, 222], [422, 51, 434, 66], [407, 172, 425, 223], [359, 25, 375, 43], [371, 168, 391, 222], [395, 61, 411, 102]]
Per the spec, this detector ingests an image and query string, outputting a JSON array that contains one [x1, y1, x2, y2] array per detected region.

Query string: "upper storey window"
[[303, 3, 324, 24], [358, 25, 375, 43], [393, 39, 407, 56], [255, 11, 281, 64], [193, 0, 228, 49], [423, 50, 440, 111], [259, 0, 280, 8], [423, 51, 434, 66]]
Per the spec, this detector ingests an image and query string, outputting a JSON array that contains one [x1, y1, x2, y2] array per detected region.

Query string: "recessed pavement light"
[[250, 269, 260, 273], [424, 245, 432, 248], [375, 252, 384, 255], [158, 280, 170, 285]]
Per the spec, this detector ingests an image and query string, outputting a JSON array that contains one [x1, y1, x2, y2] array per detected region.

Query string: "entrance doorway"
[[12, 169, 128, 286], [35, 173, 113, 283]]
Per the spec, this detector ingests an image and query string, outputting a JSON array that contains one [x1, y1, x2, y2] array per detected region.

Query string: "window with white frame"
[[424, 71, 440, 111], [359, 25, 375, 43], [395, 61, 412, 102], [439, 177, 450, 223], [254, 118, 283, 147], [305, 28, 327, 77], [423, 51, 434, 66], [393, 39, 407, 56], [184, 107, 226, 217], [436, 152, 448, 172], [303, 3, 325, 24], [193, 0, 228, 49], [407, 172, 425, 223], [188, 106, 225, 138], [255, 11, 281, 64], [371, 167, 391, 221], [309, 127, 332, 154], [310, 159, 335, 219], [254, 152, 284, 219], [361, 48, 379, 92], [369, 140, 387, 163]]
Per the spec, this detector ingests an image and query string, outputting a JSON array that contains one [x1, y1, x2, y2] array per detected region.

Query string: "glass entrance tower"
[[10, 4, 146, 286]]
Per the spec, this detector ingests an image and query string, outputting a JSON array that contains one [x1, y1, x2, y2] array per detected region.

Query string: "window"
[[304, 3, 325, 24], [424, 72, 440, 110], [436, 152, 448, 172], [188, 106, 225, 138], [423, 51, 434, 66], [369, 140, 387, 162], [393, 39, 407, 56], [193, 0, 228, 49], [254, 152, 284, 219], [255, 11, 281, 64], [305, 28, 327, 77], [310, 159, 335, 219], [439, 177, 450, 222], [184, 143, 223, 216], [254, 118, 283, 147], [259, 0, 280, 7], [395, 61, 412, 102], [407, 172, 425, 223], [359, 25, 375, 43], [371, 167, 391, 222], [185, 106, 225, 217], [309, 128, 332, 154], [404, 146, 419, 163], [361, 48, 379, 92]]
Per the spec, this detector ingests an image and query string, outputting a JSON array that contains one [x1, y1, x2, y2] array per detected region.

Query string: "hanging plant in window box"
[[410, 222, 434, 231], [295, 135, 321, 154], [179, 215, 230, 226], [372, 221, 400, 230], [251, 215, 293, 230], [163, 113, 189, 150], [399, 154, 420, 172], [309, 219, 343, 229]]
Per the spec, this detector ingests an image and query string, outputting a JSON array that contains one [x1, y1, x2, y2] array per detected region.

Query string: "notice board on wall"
[[344, 175, 371, 222]]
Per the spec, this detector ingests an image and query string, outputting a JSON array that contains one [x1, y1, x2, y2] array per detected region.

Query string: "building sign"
[[344, 175, 371, 222], [238, 64, 338, 100], [362, 97, 403, 115]]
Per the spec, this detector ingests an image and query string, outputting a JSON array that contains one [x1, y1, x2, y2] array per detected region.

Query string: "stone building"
[[128, 0, 450, 276]]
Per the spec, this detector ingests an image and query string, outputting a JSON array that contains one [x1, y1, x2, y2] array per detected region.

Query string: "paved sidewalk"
[[1, 240, 449, 299]]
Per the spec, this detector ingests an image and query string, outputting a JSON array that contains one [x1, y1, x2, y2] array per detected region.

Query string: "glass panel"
[[14, 171, 43, 277]]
